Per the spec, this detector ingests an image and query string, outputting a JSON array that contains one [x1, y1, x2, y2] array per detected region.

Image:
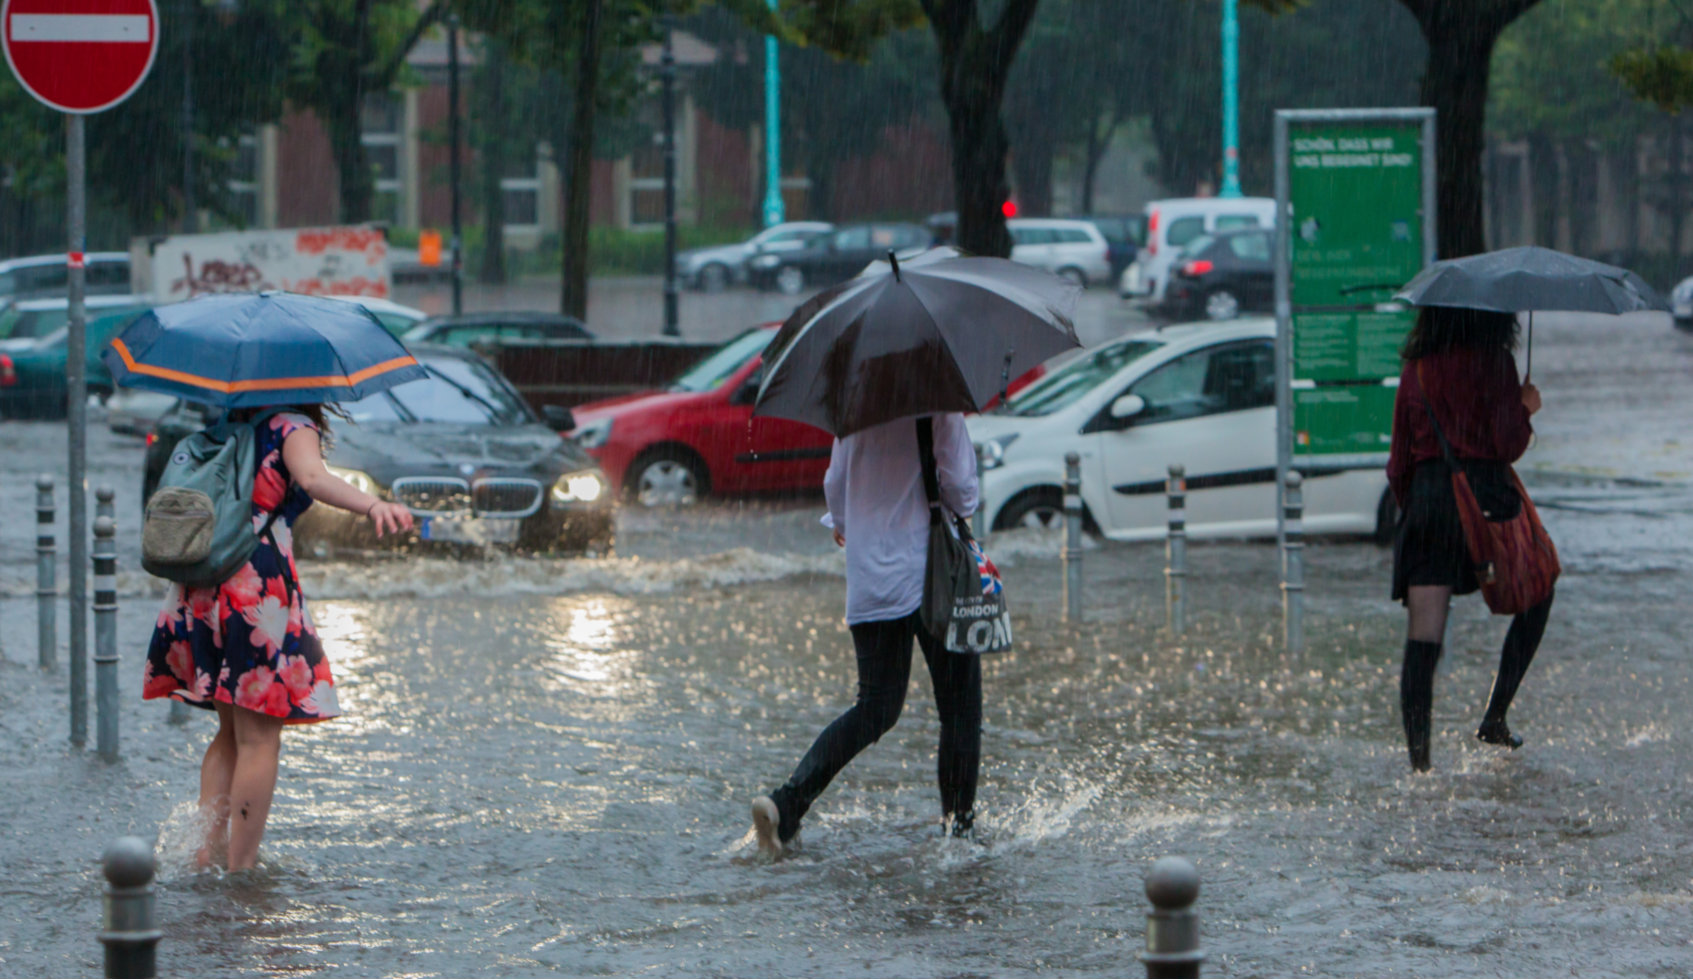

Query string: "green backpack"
[[141, 410, 283, 588]]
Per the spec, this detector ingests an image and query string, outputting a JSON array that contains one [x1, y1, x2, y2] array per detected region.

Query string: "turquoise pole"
[[1221, 0, 1242, 197], [762, 0, 785, 226]]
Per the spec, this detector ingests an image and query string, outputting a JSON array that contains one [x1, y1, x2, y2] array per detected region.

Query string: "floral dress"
[[143, 413, 340, 723]]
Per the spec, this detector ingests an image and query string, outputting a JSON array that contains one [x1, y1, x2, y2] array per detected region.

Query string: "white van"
[[1007, 218, 1113, 287], [1119, 197, 1276, 305]]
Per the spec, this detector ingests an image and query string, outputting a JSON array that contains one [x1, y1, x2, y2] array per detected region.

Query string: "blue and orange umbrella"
[[103, 292, 426, 409]]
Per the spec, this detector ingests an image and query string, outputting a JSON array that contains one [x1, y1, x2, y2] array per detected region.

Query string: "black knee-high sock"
[[1482, 593, 1554, 727], [1401, 640, 1443, 772]]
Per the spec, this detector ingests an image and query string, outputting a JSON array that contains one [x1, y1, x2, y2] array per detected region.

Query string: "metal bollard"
[[1165, 465, 1187, 635], [1142, 855, 1203, 979], [100, 836, 161, 979], [1062, 451, 1082, 623], [94, 511, 120, 761], [972, 442, 987, 540], [1281, 470, 1305, 653], [37, 474, 58, 671]]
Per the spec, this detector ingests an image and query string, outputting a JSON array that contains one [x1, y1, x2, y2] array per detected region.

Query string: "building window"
[[226, 131, 259, 227], [502, 151, 540, 231], [362, 93, 404, 225]]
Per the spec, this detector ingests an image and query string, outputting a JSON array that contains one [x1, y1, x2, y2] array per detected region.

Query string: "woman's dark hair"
[[1400, 306, 1520, 360], [235, 403, 346, 451]]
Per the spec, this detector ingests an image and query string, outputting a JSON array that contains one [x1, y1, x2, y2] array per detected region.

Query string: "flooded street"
[[3, 303, 1692, 976]]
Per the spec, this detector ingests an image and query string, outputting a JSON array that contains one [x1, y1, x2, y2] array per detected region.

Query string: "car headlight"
[[551, 470, 605, 504], [750, 253, 782, 269], [974, 433, 1019, 470], [325, 465, 377, 496], [573, 417, 613, 449]]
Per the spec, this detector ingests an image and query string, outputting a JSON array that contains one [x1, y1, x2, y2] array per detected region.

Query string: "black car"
[[142, 344, 615, 556], [748, 222, 932, 295], [1160, 228, 1273, 321], [402, 311, 592, 348]]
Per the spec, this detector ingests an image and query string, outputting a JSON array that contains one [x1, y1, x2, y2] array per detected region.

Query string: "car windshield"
[[670, 330, 770, 393], [1006, 340, 1163, 417], [348, 355, 532, 425]]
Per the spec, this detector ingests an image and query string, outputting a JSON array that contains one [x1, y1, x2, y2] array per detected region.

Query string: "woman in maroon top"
[[1386, 306, 1552, 772]]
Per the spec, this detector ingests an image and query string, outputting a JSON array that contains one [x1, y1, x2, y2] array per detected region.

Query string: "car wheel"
[[698, 263, 731, 293], [1203, 289, 1241, 321], [1057, 266, 1088, 288], [995, 488, 1065, 532], [1374, 487, 1400, 547], [774, 265, 807, 296], [630, 450, 707, 508]]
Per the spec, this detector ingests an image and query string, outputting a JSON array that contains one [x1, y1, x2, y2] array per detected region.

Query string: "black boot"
[[1401, 640, 1443, 772], [1477, 594, 1553, 751]]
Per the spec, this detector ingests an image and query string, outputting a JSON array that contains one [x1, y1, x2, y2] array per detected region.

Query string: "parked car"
[[1119, 197, 1276, 306], [403, 311, 591, 347], [1159, 228, 1274, 321], [1671, 274, 1693, 330], [966, 318, 1393, 542], [1077, 214, 1146, 280], [142, 344, 614, 555], [106, 295, 425, 435], [0, 304, 152, 418], [0, 252, 131, 302], [568, 327, 833, 506], [1007, 218, 1113, 287], [675, 222, 834, 292], [749, 223, 932, 295], [0, 294, 153, 348]]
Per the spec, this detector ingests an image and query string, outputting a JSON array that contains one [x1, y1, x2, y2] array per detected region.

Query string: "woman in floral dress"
[[144, 408, 412, 870]]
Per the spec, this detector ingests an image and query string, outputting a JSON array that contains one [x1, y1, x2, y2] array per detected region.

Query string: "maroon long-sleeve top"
[[1386, 346, 1533, 506]]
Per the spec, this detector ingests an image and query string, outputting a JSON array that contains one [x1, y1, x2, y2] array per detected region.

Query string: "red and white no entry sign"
[[2, 0, 158, 114]]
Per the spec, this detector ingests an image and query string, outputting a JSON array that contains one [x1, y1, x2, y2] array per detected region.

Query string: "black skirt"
[[1391, 460, 1479, 602]]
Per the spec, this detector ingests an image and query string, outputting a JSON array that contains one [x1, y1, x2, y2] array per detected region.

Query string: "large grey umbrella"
[[754, 248, 1080, 438], [1393, 245, 1668, 374]]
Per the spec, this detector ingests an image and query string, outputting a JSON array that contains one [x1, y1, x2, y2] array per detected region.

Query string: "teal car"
[[0, 306, 150, 419]]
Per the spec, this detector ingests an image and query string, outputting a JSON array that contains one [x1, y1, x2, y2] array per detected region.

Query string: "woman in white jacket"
[[752, 412, 981, 855]]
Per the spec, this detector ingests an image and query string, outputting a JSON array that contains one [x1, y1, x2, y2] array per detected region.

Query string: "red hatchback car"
[[569, 325, 1050, 507], [569, 327, 833, 506]]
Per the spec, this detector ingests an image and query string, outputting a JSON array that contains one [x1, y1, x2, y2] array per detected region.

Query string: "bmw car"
[[142, 344, 615, 556]]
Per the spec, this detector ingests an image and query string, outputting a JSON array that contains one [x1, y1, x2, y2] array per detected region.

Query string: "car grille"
[[390, 476, 543, 518], [391, 477, 472, 516], [471, 478, 544, 518]]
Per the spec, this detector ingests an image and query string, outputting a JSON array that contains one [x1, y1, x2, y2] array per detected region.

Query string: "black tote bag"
[[916, 417, 1012, 654]]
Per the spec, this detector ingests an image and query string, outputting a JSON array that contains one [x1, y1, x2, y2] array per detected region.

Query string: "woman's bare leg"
[[227, 707, 285, 871], [195, 703, 237, 870]]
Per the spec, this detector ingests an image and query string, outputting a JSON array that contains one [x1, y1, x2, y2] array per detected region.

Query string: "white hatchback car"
[[967, 319, 1393, 542], [1007, 218, 1113, 287]]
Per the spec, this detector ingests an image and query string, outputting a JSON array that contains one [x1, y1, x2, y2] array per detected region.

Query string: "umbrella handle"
[[1525, 310, 1532, 382]]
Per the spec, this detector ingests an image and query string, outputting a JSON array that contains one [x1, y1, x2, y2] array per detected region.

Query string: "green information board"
[[1275, 109, 1434, 471]]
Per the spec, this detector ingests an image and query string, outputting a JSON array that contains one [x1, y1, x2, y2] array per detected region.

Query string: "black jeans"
[[769, 612, 982, 841]]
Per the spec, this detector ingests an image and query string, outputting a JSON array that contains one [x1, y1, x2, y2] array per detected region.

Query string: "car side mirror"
[[1109, 394, 1147, 423], [542, 404, 576, 432], [730, 375, 761, 406]]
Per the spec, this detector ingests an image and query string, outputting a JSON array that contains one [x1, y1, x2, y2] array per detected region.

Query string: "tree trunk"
[[559, 0, 602, 321], [477, 41, 508, 285], [1080, 114, 1117, 214], [327, 95, 373, 223], [1407, 0, 1542, 259], [1669, 113, 1686, 260], [1526, 131, 1558, 247], [1010, 142, 1053, 217], [1617, 142, 1641, 261]]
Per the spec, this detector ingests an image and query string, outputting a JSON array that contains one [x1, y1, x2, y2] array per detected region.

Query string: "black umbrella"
[[753, 248, 1080, 438], [1393, 245, 1668, 375]]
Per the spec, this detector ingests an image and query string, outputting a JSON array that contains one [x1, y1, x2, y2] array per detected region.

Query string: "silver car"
[[675, 222, 832, 292]]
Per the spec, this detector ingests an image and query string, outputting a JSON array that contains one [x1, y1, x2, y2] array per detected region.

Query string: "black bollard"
[[1142, 856, 1203, 979], [93, 512, 119, 761], [100, 837, 161, 979], [1281, 470, 1305, 653], [1164, 465, 1187, 635]]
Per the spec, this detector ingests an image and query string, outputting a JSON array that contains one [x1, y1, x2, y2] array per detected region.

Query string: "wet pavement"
[[2, 301, 1691, 977]]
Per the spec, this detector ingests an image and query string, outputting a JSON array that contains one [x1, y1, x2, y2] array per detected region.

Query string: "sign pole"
[[447, 14, 462, 316], [67, 111, 88, 746], [1273, 111, 1290, 550]]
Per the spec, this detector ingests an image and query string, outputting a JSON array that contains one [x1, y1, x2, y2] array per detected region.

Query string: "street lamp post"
[[448, 14, 464, 315], [761, 0, 784, 227], [181, 0, 195, 233], [660, 16, 679, 336], [1220, 0, 1242, 197]]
